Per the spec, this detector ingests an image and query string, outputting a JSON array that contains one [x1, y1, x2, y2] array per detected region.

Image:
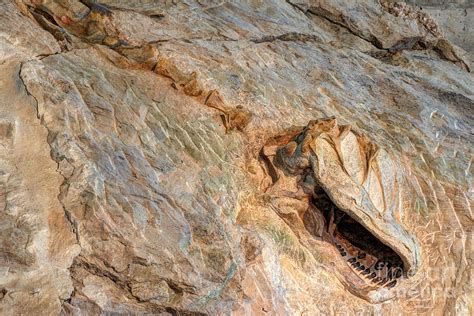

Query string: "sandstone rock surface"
[[0, 0, 472, 315]]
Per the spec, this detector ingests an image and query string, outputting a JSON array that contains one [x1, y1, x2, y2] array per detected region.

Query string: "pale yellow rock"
[[0, 0, 472, 315]]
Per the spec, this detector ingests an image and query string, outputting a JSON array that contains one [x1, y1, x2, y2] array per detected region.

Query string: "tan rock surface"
[[0, 0, 472, 315]]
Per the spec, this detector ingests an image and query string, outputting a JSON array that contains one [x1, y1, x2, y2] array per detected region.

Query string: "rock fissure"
[[28, 6, 74, 52], [18, 62, 40, 116], [287, 0, 470, 71], [251, 32, 322, 44], [70, 256, 204, 314], [287, 1, 385, 49], [19, 61, 81, 246], [18, 61, 84, 312]]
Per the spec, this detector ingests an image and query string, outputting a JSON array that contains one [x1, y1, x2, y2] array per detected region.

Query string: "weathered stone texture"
[[0, 0, 472, 315]]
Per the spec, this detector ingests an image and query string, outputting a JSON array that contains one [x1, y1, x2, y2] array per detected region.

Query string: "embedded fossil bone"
[[204, 90, 252, 132], [260, 117, 421, 303]]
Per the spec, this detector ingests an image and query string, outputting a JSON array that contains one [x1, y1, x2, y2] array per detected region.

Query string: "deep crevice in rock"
[[28, 6, 74, 53]]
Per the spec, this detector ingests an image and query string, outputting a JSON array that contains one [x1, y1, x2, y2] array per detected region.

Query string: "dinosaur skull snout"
[[260, 118, 421, 303]]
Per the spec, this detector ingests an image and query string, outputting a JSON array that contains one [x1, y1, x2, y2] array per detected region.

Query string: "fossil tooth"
[[362, 269, 371, 275], [385, 280, 397, 289], [357, 265, 365, 271], [375, 278, 384, 285], [348, 258, 356, 263], [379, 278, 388, 285], [369, 272, 377, 279], [352, 262, 360, 268]]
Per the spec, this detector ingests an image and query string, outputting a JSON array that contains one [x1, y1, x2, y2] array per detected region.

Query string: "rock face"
[[402, 1, 473, 56], [385, 0, 473, 64], [0, 0, 472, 315]]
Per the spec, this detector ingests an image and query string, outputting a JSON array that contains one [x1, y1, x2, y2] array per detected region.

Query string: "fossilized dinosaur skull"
[[259, 117, 421, 303]]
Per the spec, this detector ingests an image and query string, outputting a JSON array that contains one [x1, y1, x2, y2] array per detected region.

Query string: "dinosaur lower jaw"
[[311, 187, 406, 301]]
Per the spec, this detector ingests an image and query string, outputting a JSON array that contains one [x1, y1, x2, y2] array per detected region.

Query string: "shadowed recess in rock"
[[311, 185, 404, 289]]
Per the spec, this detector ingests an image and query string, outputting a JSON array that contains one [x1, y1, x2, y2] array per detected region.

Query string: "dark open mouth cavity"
[[310, 185, 404, 289]]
